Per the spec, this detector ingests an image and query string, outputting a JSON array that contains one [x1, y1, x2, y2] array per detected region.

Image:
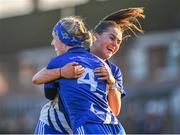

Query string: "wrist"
[[109, 82, 117, 90]]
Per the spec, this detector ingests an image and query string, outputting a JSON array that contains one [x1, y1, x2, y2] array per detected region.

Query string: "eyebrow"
[[109, 33, 121, 42]]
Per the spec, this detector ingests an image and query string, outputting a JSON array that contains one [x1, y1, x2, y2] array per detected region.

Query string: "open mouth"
[[107, 48, 114, 53]]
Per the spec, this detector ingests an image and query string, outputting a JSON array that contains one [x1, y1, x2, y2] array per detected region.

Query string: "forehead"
[[52, 31, 56, 37], [106, 27, 122, 39], [52, 31, 59, 40]]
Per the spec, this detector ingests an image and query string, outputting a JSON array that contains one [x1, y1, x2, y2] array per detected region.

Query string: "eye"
[[117, 39, 121, 45], [110, 36, 115, 41]]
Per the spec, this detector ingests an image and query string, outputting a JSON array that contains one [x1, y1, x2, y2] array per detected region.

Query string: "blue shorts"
[[74, 123, 126, 134], [34, 120, 64, 134]]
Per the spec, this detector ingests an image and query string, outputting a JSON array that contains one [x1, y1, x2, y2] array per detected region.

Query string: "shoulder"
[[47, 53, 68, 69], [107, 60, 122, 73]]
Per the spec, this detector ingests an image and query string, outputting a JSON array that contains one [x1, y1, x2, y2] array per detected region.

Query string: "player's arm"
[[94, 66, 121, 116], [44, 81, 58, 100], [41, 57, 83, 100], [32, 62, 84, 84], [106, 83, 121, 116]]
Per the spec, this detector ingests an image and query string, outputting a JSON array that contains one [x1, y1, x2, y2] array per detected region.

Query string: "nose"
[[110, 41, 119, 52], [111, 40, 118, 48], [51, 39, 54, 46]]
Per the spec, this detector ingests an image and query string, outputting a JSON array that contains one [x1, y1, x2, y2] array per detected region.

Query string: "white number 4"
[[77, 68, 97, 92]]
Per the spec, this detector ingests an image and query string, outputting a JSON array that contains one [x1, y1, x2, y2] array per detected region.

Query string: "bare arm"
[[32, 62, 84, 84], [32, 68, 60, 84], [94, 66, 121, 116], [106, 84, 121, 116]]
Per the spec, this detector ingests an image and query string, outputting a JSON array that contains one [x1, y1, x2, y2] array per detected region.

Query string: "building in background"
[[120, 30, 180, 134]]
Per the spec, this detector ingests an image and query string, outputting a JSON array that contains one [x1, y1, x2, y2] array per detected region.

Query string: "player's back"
[[47, 47, 118, 130]]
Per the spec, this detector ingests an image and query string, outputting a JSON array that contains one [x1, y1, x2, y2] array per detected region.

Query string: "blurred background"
[[0, 0, 180, 133]]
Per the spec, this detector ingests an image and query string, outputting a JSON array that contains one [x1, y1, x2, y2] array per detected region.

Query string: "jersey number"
[[77, 68, 97, 92]]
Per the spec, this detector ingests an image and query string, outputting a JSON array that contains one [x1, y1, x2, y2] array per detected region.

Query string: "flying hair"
[[103, 7, 145, 36]]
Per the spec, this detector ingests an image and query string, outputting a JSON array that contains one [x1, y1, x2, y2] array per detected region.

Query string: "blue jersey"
[[34, 99, 72, 134], [46, 47, 118, 130], [41, 59, 126, 134], [106, 60, 126, 98]]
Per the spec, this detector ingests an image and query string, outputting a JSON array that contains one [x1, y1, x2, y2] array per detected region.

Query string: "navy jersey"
[[46, 47, 118, 130]]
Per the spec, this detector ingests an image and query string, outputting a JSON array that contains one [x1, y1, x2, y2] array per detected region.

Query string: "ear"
[[94, 33, 100, 40], [93, 35, 96, 41]]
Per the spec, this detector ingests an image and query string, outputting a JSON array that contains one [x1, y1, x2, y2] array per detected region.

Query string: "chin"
[[107, 54, 112, 58], [104, 55, 111, 60]]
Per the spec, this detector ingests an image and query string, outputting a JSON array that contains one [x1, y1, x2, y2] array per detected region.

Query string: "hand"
[[61, 62, 84, 79], [94, 65, 115, 84]]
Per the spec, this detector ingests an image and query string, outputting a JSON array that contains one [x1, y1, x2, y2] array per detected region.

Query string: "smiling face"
[[93, 26, 122, 60]]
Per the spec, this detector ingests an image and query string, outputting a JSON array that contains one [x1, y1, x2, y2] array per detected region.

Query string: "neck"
[[65, 45, 73, 51], [91, 50, 106, 61]]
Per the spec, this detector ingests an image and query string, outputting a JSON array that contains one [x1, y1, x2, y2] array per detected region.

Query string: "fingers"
[[94, 66, 110, 81], [75, 68, 84, 76], [75, 65, 84, 73], [68, 62, 84, 73], [78, 67, 84, 73], [72, 65, 84, 78], [69, 62, 79, 66], [94, 67, 106, 73], [94, 67, 108, 76], [97, 76, 108, 80], [75, 65, 84, 70], [74, 73, 83, 78], [95, 72, 108, 76], [70, 62, 84, 71]]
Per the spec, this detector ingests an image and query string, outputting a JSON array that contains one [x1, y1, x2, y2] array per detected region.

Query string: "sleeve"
[[44, 57, 60, 100], [115, 70, 126, 98], [111, 65, 126, 98], [44, 81, 58, 100], [46, 57, 59, 69]]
